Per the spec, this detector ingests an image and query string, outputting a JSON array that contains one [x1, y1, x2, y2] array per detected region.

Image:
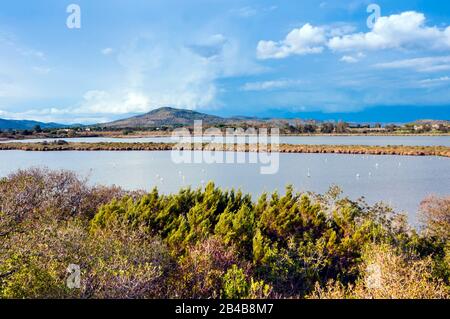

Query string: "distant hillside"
[[100, 107, 229, 128], [96, 107, 450, 130], [0, 118, 67, 130]]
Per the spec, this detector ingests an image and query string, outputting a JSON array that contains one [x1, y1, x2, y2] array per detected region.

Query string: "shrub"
[[1, 169, 449, 299], [172, 237, 242, 298], [0, 168, 130, 236], [420, 195, 450, 241], [0, 216, 172, 299], [222, 265, 249, 299], [309, 244, 450, 299]]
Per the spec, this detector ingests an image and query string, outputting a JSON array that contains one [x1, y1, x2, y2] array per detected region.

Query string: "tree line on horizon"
[[1, 121, 449, 141]]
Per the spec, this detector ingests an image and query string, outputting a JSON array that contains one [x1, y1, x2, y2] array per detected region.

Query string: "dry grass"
[[0, 142, 449, 157]]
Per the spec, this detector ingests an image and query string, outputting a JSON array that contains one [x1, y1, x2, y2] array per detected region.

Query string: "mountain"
[[0, 118, 68, 130], [96, 107, 450, 129], [100, 107, 229, 128]]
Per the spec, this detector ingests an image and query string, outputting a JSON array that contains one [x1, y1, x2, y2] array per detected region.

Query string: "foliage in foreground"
[[0, 169, 449, 299]]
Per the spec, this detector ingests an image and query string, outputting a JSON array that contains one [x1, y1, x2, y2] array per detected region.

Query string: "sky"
[[1, 0, 450, 124]]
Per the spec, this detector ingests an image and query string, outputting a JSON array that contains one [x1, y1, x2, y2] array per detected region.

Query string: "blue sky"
[[1, 0, 450, 123]]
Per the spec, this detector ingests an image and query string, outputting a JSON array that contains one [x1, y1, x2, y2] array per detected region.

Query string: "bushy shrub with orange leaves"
[[420, 195, 450, 241]]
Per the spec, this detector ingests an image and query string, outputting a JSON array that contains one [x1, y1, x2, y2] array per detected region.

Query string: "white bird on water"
[[356, 173, 360, 179], [307, 168, 311, 178]]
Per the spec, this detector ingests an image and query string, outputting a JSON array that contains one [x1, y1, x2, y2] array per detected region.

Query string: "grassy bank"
[[0, 141, 449, 157], [0, 168, 449, 299]]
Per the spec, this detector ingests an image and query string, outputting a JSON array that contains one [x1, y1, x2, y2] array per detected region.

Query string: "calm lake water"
[[0, 150, 448, 224], [2, 135, 450, 146]]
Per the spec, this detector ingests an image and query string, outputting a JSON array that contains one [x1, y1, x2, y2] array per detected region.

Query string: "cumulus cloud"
[[329, 11, 450, 51], [340, 55, 358, 63], [8, 33, 264, 123], [326, 24, 357, 37], [340, 52, 365, 63], [0, 108, 111, 124], [257, 11, 450, 60], [1, 27, 265, 124], [257, 24, 326, 59], [0, 89, 155, 123], [115, 37, 219, 110], [113, 34, 262, 111], [75, 90, 151, 114]]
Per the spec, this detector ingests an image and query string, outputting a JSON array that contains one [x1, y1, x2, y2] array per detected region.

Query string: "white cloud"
[[257, 24, 326, 59], [374, 56, 450, 72], [0, 90, 154, 123], [340, 55, 358, 63], [329, 11, 450, 52], [101, 47, 114, 55], [0, 108, 111, 124], [0, 31, 50, 100], [76, 90, 151, 114], [231, 5, 277, 18], [420, 76, 450, 84], [257, 11, 450, 61], [4, 33, 264, 123], [0, 31, 46, 60], [340, 52, 365, 63], [114, 34, 261, 111], [0, 79, 23, 98], [419, 76, 450, 88], [232, 6, 258, 18], [32, 66, 51, 74], [241, 79, 303, 91], [326, 24, 357, 37]]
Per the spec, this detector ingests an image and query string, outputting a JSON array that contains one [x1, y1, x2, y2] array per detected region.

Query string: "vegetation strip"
[[0, 141, 449, 157], [1, 168, 449, 298]]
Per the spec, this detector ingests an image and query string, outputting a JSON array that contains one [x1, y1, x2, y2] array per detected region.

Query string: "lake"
[[1, 135, 450, 146], [0, 150, 448, 224]]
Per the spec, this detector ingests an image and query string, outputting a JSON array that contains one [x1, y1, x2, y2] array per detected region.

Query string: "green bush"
[[1, 169, 449, 299]]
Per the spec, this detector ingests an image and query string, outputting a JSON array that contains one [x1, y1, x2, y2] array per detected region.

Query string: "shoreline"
[[1, 142, 449, 157], [1, 132, 450, 142]]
